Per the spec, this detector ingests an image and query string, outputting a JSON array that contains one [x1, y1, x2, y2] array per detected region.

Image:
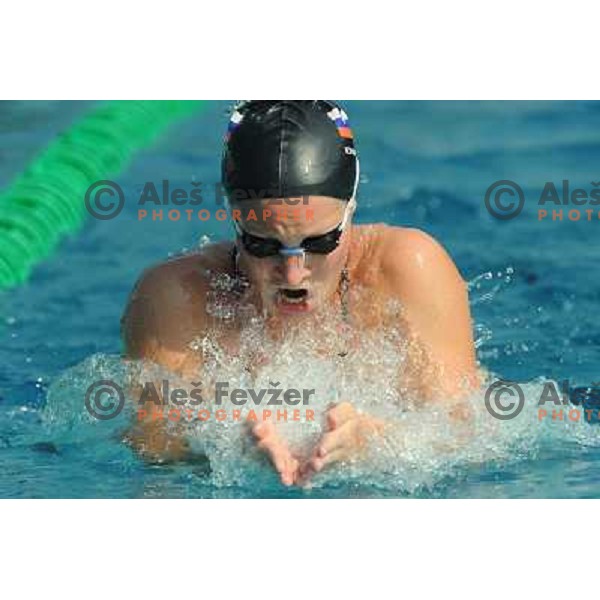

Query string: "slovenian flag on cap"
[[327, 107, 353, 140]]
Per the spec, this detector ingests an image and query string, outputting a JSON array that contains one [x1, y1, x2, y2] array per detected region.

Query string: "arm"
[[381, 227, 481, 408], [120, 261, 205, 462]]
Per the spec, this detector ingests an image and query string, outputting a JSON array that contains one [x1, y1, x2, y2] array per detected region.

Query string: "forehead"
[[232, 195, 348, 237]]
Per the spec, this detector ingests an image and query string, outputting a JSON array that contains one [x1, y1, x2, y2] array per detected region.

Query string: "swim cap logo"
[[327, 107, 354, 140]]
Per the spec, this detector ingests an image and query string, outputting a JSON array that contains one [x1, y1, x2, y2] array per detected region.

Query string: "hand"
[[297, 402, 384, 485], [250, 421, 300, 486]]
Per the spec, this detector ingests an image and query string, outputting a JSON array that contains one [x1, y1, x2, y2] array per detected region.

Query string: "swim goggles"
[[232, 197, 356, 259]]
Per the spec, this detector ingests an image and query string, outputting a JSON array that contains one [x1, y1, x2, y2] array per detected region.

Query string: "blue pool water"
[[1, 100, 599, 498]]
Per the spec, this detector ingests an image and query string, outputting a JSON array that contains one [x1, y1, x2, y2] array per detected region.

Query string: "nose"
[[279, 255, 309, 287]]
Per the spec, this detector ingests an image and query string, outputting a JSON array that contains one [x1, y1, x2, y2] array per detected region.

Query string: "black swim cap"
[[221, 100, 359, 202]]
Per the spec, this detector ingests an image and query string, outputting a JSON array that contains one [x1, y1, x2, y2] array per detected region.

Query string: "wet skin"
[[122, 196, 481, 485]]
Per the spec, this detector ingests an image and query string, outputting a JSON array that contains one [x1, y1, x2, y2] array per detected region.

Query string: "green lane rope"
[[0, 100, 208, 289]]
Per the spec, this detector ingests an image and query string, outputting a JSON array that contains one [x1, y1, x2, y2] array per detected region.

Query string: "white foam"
[[41, 272, 600, 493]]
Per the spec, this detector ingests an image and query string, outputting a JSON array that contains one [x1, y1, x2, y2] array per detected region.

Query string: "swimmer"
[[121, 100, 481, 485]]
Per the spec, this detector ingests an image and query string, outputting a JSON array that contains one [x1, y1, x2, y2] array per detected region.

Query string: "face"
[[232, 195, 354, 317]]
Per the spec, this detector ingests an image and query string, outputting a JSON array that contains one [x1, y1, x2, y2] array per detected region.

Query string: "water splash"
[[39, 277, 600, 495], [468, 266, 514, 306]]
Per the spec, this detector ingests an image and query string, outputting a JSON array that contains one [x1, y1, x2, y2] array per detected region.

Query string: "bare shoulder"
[[121, 242, 234, 361], [356, 227, 479, 399], [128, 242, 232, 299], [373, 225, 467, 297], [357, 224, 473, 346]]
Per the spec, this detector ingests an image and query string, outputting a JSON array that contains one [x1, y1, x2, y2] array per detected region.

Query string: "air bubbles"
[[198, 234, 211, 248], [468, 267, 514, 306], [474, 324, 493, 348], [188, 338, 202, 352], [205, 294, 236, 321]]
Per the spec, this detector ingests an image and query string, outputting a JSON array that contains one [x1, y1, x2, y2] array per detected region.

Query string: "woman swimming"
[[121, 100, 480, 486]]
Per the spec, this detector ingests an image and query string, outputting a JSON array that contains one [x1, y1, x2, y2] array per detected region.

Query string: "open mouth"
[[278, 288, 309, 306]]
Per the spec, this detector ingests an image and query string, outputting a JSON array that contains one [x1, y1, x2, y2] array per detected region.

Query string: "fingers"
[[257, 437, 298, 486], [302, 443, 350, 477], [251, 421, 274, 440], [305, 413, 383, 476], [318, 421, 354, 456], [307, 447, 348, 473], [250, 421, 298, 486], [294, 455, 320, 486], [327, 401, 357, 430], [295, 404, 360, 485], [296, 423, 355, 482], [247, 405, 375, 487]]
